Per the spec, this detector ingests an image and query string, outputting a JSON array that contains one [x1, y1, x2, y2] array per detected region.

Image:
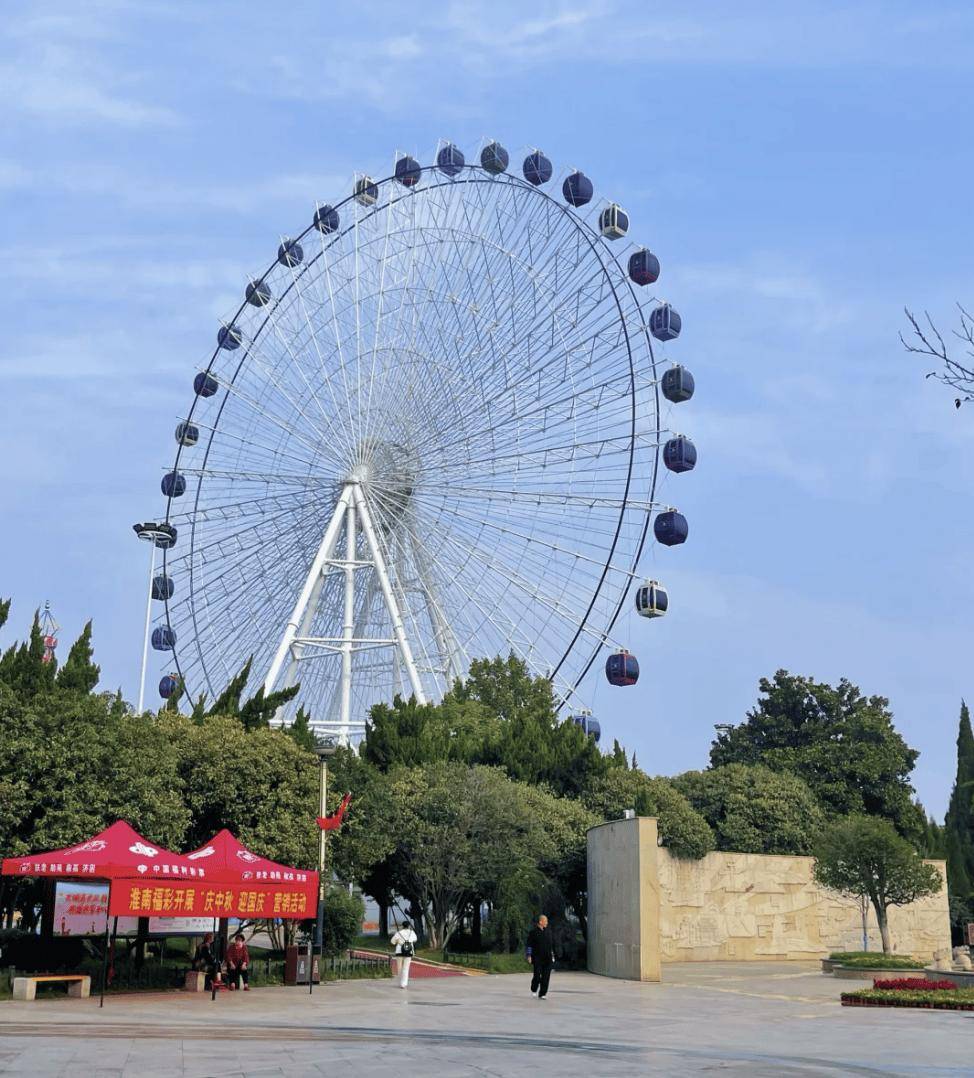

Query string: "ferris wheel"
[[145, 139, 697, 740]]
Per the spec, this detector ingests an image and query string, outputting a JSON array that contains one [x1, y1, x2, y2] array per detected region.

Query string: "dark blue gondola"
[[650, 303, 681, 341], [246, 279, 272, 307], [635, 579, 668, 618], [278, 238, 303, 267], [661, 365, 694, 403], [563, 171, 593, 207], [523, 150, 552, 186], [629, 248, 660, 286], [395, 155, 422, 187], [313, 204, 339, 233], [654, 510, 688, 546], [161, 471, 186, 498], [663, 435, 697, 473], [481, 141, 509, 174], [175, 422, 198, 447], [217, 325, 242, 350], [572, 712, 601, 744], [151, 573, 174, 601], [151, 626, 177, 651], [437, 143, 465, 176], [194, 372, 218, 397], [159, 673, 180, 699], [605, 650, 639, 686]]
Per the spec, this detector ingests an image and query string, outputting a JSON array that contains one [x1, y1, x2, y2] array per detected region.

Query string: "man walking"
[[390, 919, 418, 989], [526, 914, 555, 999]]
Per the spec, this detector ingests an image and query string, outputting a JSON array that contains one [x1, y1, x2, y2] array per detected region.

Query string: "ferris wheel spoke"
[[257, 274, 360, 465]]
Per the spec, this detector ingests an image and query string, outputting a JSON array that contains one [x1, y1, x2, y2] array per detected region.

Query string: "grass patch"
[[842, 987, 974, 1010], [836, 955, 923, 971], [442, 951, 530, 974]]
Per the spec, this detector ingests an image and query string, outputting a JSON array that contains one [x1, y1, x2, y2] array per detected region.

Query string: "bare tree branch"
[[902, 305, 974, 408]]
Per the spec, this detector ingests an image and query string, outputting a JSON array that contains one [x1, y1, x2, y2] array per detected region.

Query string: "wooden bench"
[[13, 974, 91, 1001]]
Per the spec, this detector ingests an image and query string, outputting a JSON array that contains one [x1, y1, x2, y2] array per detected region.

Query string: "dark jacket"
[[193, 942, 216, 971], [525, 925, 555, 965]]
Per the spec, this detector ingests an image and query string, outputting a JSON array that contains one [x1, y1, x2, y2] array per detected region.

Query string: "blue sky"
[[1, 1, 971, 816]]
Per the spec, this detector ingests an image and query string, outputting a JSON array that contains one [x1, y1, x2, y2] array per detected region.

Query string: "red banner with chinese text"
[[109, 878, 316, 920]]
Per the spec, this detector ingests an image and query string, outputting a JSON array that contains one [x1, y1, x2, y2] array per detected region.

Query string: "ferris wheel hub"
[[347, 439, 419, 521]]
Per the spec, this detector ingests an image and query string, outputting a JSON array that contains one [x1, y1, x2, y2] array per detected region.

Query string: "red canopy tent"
[[1, 820, 201, 882], [108, 829, 318, 920], [2, 822, 319, 1004], [2, 821, 317, 919]]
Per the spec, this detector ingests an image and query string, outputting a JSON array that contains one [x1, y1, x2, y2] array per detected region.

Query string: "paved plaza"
[[0, 962, 970, 1077]]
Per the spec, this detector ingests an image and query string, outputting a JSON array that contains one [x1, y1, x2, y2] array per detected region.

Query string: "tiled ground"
[[1, 962, 970, 1076]]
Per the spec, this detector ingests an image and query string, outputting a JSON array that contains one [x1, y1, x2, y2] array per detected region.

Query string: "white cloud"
[[1, 4, 180, 129]]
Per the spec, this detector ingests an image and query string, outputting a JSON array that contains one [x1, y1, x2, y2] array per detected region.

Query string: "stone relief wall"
[[656, 849, 950, 962]]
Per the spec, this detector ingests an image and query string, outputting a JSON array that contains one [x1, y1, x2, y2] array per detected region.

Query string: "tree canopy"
[[813, 814, 943, 953], [672, 764, 825, 856], [710, 670, 923, 839]]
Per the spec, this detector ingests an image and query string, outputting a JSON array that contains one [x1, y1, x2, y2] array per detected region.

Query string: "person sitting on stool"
[[225, 932, 250, 991], [193, 932, 222, 990]]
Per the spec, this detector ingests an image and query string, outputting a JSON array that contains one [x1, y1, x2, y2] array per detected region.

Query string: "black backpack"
[[399, 938, 414, 957]]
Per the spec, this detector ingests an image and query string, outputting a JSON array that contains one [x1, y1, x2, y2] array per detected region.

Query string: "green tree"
[[672, 764, 826, 855], [318, 887, 365, 956], [943, 701, 974, 899], [583, 768, 715, 859], [198, 656, 299, 729], [0, 690, 189, 857], [162, 712, 318, 868], [813, 815, 943, 954], [364, 762, 590, 949], [711, 670, 923, 838], [55, 621, 100, 695], [364, 655, 607, 798], [0, 613, 56, 698]]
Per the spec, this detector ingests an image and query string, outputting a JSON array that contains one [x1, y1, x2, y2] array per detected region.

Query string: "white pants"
[[397, 956, 412, 987]]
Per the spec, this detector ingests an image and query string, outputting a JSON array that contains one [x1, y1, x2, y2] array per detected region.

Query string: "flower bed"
[[872, 977, 956, 991], [841, 987, 974, 1011]]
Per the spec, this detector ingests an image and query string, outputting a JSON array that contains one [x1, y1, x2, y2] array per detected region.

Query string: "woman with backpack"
[[390, 919, 418, 989]]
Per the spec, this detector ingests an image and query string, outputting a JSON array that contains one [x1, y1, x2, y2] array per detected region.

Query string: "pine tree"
[[287, 706, 318, 752], [56, 621, 100, 695], [0, 612, 56, 698], [0, 596, 10, 630], [944, 700, 974, 898]]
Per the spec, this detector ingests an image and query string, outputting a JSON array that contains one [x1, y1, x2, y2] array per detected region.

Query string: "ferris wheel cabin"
[[661, 364, 694, 403], [605, 650, 640, 687], [635, 580, 668, 618], [572, 711, 602, 743], [663, 435, 697, 473], [523, 150, 553, 185]]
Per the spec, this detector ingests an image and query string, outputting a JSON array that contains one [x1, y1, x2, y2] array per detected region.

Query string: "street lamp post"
[[132, 522, 177, 712], [311, 736, 338, 996]]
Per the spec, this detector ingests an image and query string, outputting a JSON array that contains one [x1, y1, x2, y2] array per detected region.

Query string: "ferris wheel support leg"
[[410, 534, 464, 685], [280, 555, 329, 692], [137, 543, 156, 713], [264, 486, 352, 700], [351, 483, 427, 705], [338, 499, 357, 740]]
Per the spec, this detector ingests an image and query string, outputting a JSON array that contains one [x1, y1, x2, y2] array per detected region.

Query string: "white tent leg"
[[264, 486, 351, 696], [351, 483, 427, 704]]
